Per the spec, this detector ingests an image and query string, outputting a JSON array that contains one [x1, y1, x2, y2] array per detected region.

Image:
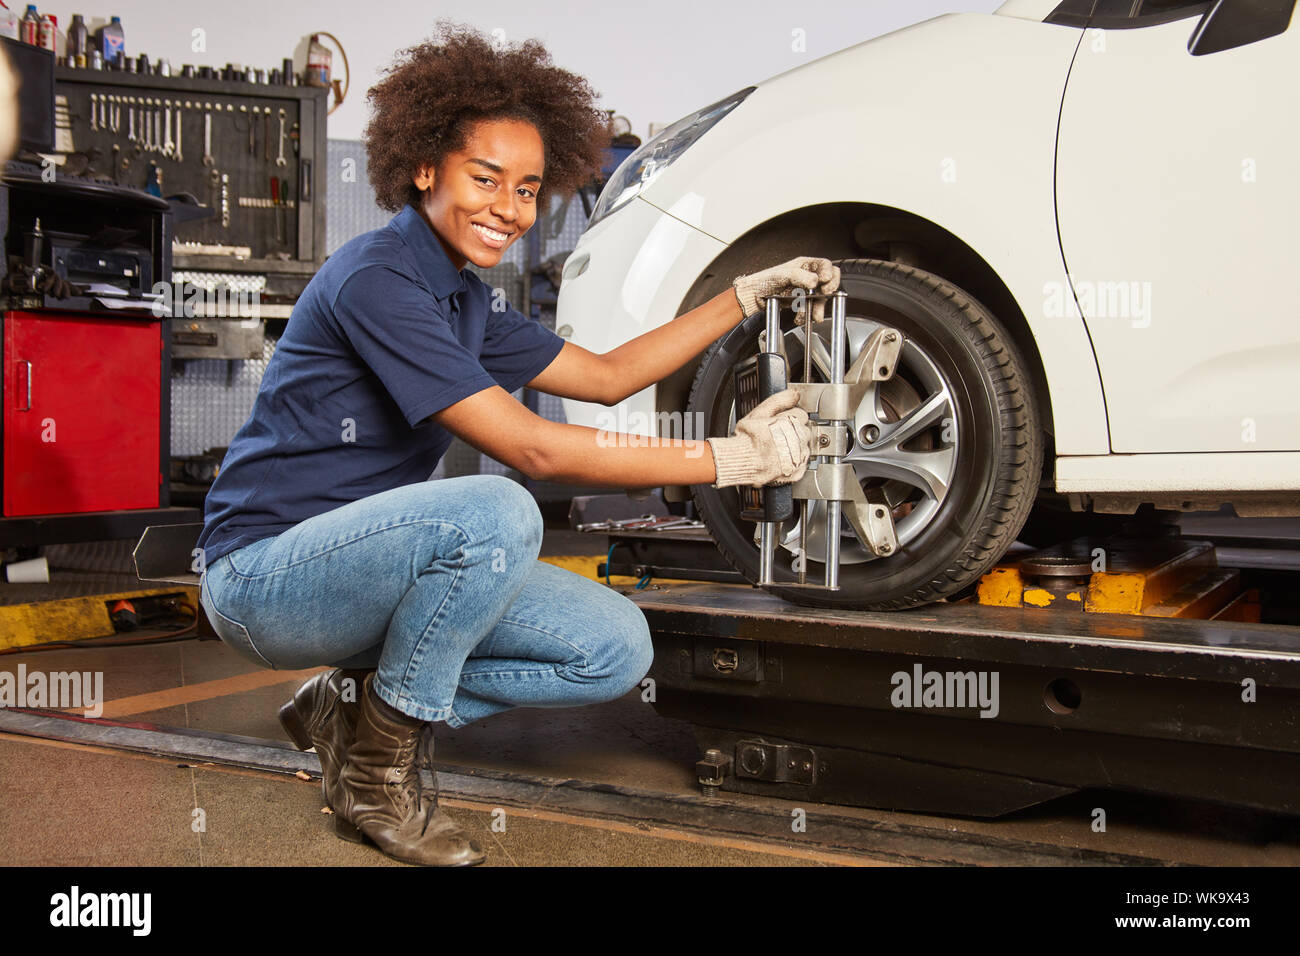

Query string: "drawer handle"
[[18, 360, 32, 412]]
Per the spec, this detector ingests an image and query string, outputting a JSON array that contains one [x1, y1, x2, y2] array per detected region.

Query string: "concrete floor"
[[1, 528, 1297, 866], [0, 631, 849, 866]]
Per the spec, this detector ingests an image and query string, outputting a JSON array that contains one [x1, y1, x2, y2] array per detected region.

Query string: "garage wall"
[[40, 0, 1003, 142]]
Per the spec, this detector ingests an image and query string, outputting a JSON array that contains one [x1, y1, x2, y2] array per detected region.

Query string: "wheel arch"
[[658, 202, 1058, 455]]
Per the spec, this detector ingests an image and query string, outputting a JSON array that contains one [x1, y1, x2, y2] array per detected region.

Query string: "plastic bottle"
[[305, 34, 330, 88], [37, 12, 54, 51], [67, 14, 89, 66], [0, 3, 20, 41], [95, 14, 124, 65], [19, 4, 38, 45]]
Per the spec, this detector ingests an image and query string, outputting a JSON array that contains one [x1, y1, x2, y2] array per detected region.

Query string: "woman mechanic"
[[197, 24, 839, 867]]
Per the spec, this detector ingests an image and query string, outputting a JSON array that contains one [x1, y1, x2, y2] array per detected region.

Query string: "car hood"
[[994, 0, 1062, 22]]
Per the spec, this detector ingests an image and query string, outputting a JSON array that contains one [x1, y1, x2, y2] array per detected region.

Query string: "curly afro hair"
[[364, 22, 612, 213]]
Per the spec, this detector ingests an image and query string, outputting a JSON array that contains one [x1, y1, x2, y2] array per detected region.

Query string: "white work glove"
[[732, 256, 841, 323], [707, 388, 813, 489]]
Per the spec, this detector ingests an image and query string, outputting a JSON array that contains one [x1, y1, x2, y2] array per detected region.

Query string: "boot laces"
[[412, 724, 438, 834], [389, 723, 437, 830]]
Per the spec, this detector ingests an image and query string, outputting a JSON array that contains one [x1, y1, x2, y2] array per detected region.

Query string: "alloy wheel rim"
[[730, 312, 960, 569]]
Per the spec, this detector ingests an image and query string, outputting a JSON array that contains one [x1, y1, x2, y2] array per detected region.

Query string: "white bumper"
[[556, 196, 727, 435]]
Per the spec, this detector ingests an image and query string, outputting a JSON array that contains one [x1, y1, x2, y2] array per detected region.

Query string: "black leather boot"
[[279, 668, 370, 809], [332, 674, 486, 867]]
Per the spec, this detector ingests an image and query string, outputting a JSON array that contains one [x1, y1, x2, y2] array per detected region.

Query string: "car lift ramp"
[[629, 582, 1300, 818]]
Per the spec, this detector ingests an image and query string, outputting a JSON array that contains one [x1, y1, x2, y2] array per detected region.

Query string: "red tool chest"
[[3, 310, 163, 516]]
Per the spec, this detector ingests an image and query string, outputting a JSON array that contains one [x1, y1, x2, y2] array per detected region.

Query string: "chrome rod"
[[829, 291, 847, 384], [759, 522, 775, 584], [757, 296, 783, 586], [764, 295, 782, 354], [803, 309, 813, 384], [826, 501, 841, 587], [824, 291, 848, 587], [798, 499, 809, 585], [799, 294, 814, 587]]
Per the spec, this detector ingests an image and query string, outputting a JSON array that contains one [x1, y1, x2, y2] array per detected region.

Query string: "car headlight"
[[588, 86, 755, 228]]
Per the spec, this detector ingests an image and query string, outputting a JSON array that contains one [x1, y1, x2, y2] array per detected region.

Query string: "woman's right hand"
[[706, 388, 813, 488]]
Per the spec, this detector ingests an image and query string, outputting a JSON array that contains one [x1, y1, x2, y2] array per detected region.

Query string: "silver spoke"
[[847, 445, 955, 502], [879, 389, 951, 448], [793, 325, 833, 380], [845, 383, 956, 502]]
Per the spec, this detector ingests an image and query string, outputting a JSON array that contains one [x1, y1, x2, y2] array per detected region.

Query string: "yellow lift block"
[[977, 537, 1259, 620]]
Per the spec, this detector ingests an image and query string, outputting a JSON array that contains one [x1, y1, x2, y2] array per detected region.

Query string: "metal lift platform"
[[627, 581, 1300, 818]]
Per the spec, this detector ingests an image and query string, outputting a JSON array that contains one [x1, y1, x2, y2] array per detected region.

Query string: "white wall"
[[39, 0, 1003, 142]]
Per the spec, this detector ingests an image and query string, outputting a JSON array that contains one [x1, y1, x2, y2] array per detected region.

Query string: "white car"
[[555, 0, 1300, 608]]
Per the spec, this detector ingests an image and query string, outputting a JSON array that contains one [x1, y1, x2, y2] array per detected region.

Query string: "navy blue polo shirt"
[[197, 204, 566, 565]]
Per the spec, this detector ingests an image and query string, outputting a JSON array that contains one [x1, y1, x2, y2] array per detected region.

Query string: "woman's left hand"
[[732, 256, 841, 320]]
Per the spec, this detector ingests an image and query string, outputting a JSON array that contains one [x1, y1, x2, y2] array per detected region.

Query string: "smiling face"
[[413, 117, 545, 271]]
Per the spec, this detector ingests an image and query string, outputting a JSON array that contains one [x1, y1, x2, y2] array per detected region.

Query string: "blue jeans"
[[198, 475, 654, 728]]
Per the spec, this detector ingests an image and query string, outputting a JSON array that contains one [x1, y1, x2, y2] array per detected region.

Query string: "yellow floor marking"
[[90, 666, 326, 719]]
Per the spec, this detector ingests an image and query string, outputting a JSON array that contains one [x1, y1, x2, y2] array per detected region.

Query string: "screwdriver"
[[270, 176, 281, 243], [280, 176, 289, 246]]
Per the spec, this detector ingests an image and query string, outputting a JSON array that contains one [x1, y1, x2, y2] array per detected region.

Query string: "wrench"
[[276, 109, 287, 167], [127, 101, 135, 142], [175, 103, 184, 162], [209, 167, 220, 211], [90, 93, 98, 132], [131, 100, 142, 154], [202, 105, 213, 165], [271, 176, 281, 241], [163, 101, 175, 157]]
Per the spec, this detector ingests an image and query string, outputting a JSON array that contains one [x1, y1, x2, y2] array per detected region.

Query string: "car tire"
[[687, 258, 1042, 609]]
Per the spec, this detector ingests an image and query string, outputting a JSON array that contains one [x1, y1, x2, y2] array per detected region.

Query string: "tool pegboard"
[[52, 66, 327, 275]]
